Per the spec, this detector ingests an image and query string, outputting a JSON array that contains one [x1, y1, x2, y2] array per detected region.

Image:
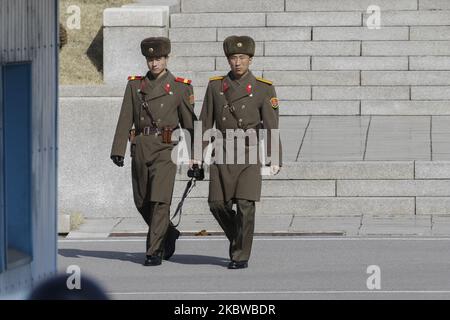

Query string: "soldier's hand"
[[189, 159, 202, 169], [111, 155, 124, 167], [270, 165, 280, 175]]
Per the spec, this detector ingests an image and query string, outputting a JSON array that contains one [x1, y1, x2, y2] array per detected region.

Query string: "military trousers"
[[138, 202, 171, 256], [209, 199, 255, 262]]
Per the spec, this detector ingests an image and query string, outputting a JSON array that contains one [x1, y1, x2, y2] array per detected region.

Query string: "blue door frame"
[[0, 64, 4, 273], [1, 62, 33, 270]]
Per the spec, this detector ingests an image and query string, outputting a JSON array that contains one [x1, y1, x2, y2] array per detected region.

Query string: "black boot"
[[163, 225, 180, 260], [144, 255, 162, 266], [227, 260, 248, 269]]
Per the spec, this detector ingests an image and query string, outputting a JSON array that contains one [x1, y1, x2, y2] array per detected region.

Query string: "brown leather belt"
[[140, 126, 162, 136], [139, 126, 174, 144]]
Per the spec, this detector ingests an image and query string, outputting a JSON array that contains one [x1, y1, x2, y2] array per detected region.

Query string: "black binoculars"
[[187, 164, 204, 181]]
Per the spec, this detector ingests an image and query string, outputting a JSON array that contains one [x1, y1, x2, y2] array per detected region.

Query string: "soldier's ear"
[[249, 57, 253, 65]]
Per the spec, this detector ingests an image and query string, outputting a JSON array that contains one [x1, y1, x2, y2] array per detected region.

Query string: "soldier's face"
[[227, 54, 252, 78], [147, 56, 168, 76]]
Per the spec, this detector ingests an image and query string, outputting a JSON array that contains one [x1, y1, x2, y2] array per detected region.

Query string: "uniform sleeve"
[[199, 82, 215, 154], [111, 82, 134, 157], [178, 84, 197, 156], [261, 85, 283, 167]]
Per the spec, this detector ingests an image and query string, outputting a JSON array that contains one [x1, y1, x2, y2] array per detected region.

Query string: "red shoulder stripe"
[[175, 77, 192, 85]]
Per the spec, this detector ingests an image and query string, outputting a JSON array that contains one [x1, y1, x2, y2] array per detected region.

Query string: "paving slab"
[[254, 215, 293, 233], [431, 215, 450, 236], [359, 215, 432, 236], [280, 116, 309, 162], [432, 116, 450, 160], [290, 215, 362, 236], [365, 116, 431, 160], [112, 217, 146, 234], [66, 218, 122, 239], [298, 116, 370, 161]]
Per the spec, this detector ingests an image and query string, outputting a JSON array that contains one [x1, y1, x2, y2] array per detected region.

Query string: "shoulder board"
[[175, 77, 192, 85], [256, 77, 273, 85], [209, 76, 225, 81], [127, 75, 143, 81]]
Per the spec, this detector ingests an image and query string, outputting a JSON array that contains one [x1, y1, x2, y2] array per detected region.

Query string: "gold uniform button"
[[239, 119, 243, 122], [140, 117, 144, 121], [242, 105, 246, 109], [222, 117, 226, 121], [160, 103, 164, 108]]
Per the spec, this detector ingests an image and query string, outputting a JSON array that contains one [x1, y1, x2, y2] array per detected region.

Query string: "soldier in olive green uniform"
[[111, 37, 196, 266], [199, 36, 282, 269]]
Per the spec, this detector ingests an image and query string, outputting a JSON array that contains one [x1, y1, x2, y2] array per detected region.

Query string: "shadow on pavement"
[[168, 254, 229, 267], [58, 249, 229, 267], [59, 249, 144, 265]]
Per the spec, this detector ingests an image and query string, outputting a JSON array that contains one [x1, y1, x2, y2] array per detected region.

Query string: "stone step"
[[285, 0, 417, 12], [177, 0, 419, 14], [180, 0, 284, 13], [174, 178, 450, 198], [173, 179, 336, 198], [170, 12, 266, 28], [174, 161, 450, 180], [192, 100, 361, 116], [169, 10, 450, 29], [362, 10, 450, 27], [169, 197, 415, 216], [59, 85, 450, 103], [168, 197, 450, 216], [174, 161, 417, 180]]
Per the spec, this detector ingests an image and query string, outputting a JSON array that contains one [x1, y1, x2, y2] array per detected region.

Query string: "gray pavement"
[[58, 236, 450, 300]]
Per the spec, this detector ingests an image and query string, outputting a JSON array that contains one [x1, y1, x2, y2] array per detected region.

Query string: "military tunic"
[[199, 70, 282, 203], [111, 70, 196, 211]]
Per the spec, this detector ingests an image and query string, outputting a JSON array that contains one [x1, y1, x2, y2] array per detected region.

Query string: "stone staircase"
[[133, 0, 450, 116], [104, 0, 450, 116], [57, 0, 450, 223]]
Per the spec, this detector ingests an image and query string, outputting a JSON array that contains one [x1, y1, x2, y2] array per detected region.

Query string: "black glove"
[[111, 155, 124, 167]]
